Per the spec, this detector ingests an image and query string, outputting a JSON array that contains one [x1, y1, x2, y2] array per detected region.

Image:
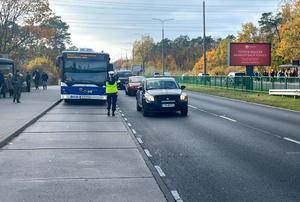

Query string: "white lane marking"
[[219, 115, 237, 122], [121, 114, 125, 117], [144, 149, 152, 157], [132, 129, 137, 134], [154, 166, 166, 177], [188, 105, 198, 109], [171, 190, 184, 202], [189, 105, 220, 117], [284, 137, 300, 145], [119, 110, 122, 113], [137, 137, 143, 144], [124, 118, 128, 121], [127, 123, 132, 127], [286, 152, 300, 155]]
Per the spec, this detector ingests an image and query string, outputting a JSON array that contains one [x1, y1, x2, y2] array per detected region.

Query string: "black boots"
[[107, 110, 110, 116], [112, 111, 115, 116]]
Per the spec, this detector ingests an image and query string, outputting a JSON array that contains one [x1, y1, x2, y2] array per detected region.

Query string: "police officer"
[[12, 70, 24, 103], [106, 71, 118, 116]]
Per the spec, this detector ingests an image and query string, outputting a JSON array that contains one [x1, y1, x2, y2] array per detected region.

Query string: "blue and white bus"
[[56, 49, 112, 101]]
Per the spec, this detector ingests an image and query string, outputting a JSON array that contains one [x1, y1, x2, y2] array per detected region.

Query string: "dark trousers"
[[13, 87, 21, 102], [26, 82, 31, 92], [107, 93, 117, 112], [9, 89, 13, 97], [34, 80, 39, 89]]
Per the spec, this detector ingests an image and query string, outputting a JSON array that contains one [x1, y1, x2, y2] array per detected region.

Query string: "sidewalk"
[[0, 86, 60, 146], [0, 98, 168, 201]]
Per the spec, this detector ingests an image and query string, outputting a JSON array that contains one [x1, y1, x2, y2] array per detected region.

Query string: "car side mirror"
[[138, 86, 143, 91], [181, 85, 186, 90]]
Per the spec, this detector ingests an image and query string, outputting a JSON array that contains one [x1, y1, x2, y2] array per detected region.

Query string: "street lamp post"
[[152, 18, 174, 75], [203, 0, 207, 76]]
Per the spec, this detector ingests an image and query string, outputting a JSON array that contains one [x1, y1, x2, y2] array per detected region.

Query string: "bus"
[[0, 58, 14, 76], [56, 49, 113, 101]]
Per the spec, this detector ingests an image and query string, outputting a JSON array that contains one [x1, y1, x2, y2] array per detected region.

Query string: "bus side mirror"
[[181, 85, 186, 90], [55, 56, 61, 69]]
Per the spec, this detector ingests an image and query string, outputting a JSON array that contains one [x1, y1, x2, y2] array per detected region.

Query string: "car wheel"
[[181, 110, 188, 116], [142, 102, 149, 116], [136, 101, 142, 111], [143, 108, 149, 117]]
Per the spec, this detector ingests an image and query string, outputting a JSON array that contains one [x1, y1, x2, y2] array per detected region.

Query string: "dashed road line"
[[144, 149, 152, 157], [154, 165, 166, 177], [121, 114, 125, 117], [171, 190, 184, 202], [219, 115, 237, 122], [137, 137, 143, 144], [127, 123, 132, 127], [189, 105, 236, 121], [124, 118, 128, 121], [132, 129, 137, 134], [283, 137, 300, 145], [188, 105, 198, 109]]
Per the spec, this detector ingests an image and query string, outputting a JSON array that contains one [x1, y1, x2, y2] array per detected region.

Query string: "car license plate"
[[80, 95, 91, 99], [162, 103, 175, 108]]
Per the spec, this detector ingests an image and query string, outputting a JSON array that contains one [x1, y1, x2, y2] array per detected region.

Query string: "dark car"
[[136, 77, 188, 116], [125, 76, 145, 96], [116, 70, 133, 90], [227, 72, 246, 86]]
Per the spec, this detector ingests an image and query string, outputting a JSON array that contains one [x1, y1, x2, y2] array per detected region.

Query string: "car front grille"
[[155, 95, 180, 103]]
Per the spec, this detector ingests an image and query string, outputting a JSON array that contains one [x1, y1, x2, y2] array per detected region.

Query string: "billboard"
[[228, 43, 271, 66]]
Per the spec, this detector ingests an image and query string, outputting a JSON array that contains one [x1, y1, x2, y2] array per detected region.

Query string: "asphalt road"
[[117, 90, 300, 202], [0, 102, 166, 202]]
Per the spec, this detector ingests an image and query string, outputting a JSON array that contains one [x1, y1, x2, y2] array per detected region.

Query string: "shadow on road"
[[63, 99, 106, 106], [146, 112, 188, 119]]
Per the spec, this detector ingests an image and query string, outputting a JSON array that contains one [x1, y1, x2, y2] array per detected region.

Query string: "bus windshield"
[[0, 64, 13, 76], [64, 60, 107, 72], [62, 59, 108, 85], [64, 72, 107, 85]]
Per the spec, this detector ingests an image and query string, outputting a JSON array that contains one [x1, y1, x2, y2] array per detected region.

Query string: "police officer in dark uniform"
[[12, 70, 24, 103], [106, 71, 118, 116]]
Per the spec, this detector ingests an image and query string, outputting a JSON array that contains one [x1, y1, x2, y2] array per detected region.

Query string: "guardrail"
[[174, 76, 300, 92], [269, 89, 300, 98]]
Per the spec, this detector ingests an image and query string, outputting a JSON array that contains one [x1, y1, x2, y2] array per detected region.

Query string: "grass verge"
[[184, 84, 300, 112]]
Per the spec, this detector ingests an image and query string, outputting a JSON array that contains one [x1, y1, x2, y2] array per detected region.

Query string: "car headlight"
[[145, 92, 155, 102], [180, 93, 188, 101]]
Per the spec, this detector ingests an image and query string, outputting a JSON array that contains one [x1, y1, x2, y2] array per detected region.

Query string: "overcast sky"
[[49, 0, 280, 61]]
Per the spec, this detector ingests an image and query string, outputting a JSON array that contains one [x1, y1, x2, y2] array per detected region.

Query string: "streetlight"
[[203, 0, 207, 76], [152, 18, 174, 75]]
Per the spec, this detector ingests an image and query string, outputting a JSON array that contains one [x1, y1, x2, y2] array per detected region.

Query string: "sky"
[[49, 0, 281, 61]]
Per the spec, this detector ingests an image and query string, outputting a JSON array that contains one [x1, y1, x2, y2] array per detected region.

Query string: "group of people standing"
[[31, 70, 49, 90], [0, 69, 49, 103]]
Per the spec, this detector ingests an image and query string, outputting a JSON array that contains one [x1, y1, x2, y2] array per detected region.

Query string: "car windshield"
[[146, 79, 179, 90], [129, 77, 144, 83], [117, 71, 132, 78]]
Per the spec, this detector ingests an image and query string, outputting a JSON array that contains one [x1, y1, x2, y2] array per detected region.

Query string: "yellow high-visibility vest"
[[106, 81, 118, 94]]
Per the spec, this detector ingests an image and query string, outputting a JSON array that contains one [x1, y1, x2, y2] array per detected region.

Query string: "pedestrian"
[[5, 73, 13, 97], [32, 69, 40, 90], [0, 72, 7, 98], [106, 71, 118, 116], [41, 71, 49, 90], [12, 70, 24, 103], [25, 72, 31, 92]]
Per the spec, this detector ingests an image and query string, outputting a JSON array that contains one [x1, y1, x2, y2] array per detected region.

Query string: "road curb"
[[117, 107, 176, 202], [0, 99, 62, 148]]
